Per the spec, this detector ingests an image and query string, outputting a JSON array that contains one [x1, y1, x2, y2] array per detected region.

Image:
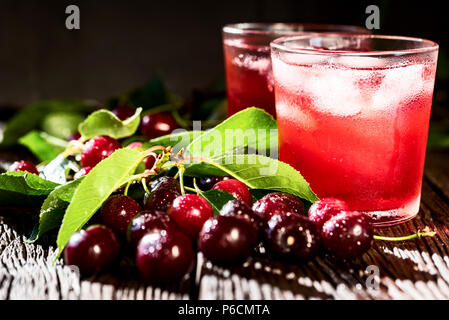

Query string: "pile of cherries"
[[61, 174, 374, 283], [7, 105, 376, 284]]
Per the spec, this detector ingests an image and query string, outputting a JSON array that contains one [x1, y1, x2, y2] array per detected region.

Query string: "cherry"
[[144, 155, 156, 170], [127, 211, 178, 248], [136, 229, 194, 283], [8, 160, 39, 175], [220, 200, 264, 238], [100, 195, 142, 235], [140, 112, 179, 139], [308, 198, 349, 229], [144, 188, 180, 213], [196, 176, 230, 190], [252, 192, 305, 223], [321, 211, 373, 260], [212, 179, 252, 206], [67, 132, 81, 141], [150, 176, 181, 194], [265, 213, 321, 261], [168, 194, 213, 237], [64, 225, 120, 276], [112, 106, 135, 120], [74, 166, 92, 179], [81, 136, 121, 168], [126, 141, 143, 149], [198, 215, 258, 265]]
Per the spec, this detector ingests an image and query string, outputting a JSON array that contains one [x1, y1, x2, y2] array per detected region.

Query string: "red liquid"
[[273, 57, 436, 226], [223, 40, 276, 117]]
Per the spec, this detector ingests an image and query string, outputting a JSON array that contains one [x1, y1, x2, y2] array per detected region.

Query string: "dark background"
[[0, 0, 447, 108]]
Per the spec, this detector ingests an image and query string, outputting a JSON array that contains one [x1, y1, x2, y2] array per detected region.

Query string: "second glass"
[[222, 23, 369, 117]]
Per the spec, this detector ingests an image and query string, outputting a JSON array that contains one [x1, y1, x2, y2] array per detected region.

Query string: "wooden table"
[[1, 149, 449, 300]]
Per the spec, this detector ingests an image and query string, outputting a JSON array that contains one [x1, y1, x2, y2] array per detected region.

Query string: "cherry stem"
[[141, 177, 151, 195], [177, 162, 186, 195], [374, 227, 436, 241]]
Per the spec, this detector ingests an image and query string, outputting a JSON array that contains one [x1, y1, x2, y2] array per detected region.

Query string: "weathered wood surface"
[[1, 150, 449, 300]]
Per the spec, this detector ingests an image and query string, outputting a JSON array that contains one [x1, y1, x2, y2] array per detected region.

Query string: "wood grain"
[[1, 151, 449, 300]]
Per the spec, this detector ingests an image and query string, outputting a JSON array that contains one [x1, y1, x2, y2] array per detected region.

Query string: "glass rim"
[[222, 22, 369, 36], [270, 34, 439, 57]]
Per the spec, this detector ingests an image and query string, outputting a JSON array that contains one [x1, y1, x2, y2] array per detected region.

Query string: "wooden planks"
[[1, 151, 449, 300]]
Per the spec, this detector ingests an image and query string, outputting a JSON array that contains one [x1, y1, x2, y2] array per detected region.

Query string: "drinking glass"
[[222, 23, 369, 117], [271, 34, 439, 226]]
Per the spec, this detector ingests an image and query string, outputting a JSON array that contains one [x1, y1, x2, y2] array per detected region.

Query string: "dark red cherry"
[[220, 200, 263, 237], [144, 155, 156, 170], [212, 179, 252, 206], [144, 188, 180, 213], [265, 213, 320, 261], [67, 132, 81, 141], [321, 211, 373, 260], [168, 194, 213, 237], [140, 112, 179, 139], [150, 176, 181, 194], [64, 225, 120, 276], [8, 160, 39, 175], [198, 215, 258, 265], [81, 136, 121, 168], [127, 211, 178, 248], [196, 176, 230, 190], [100, 195, 142, 235], [308, 198, 349, 229], [252, 192, 305, 223], [112, 106, 135, 120], [136, 229, 194, 283]]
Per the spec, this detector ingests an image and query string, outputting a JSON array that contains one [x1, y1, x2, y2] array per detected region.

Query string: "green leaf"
[[78, 108, 142, 140], [141, 130, 203, 154], [0, 171, 59, 206], [27, 178, 84, 243], [56, 148, 143, 254], [198, 189, 236, 215], [185, 154, 318, 203], [0, 99, 91, 148], [186, 107, 277, 159], [19, 131, 67, 162], [41, 111, 85, 140]]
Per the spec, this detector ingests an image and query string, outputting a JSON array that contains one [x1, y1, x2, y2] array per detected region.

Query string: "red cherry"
[[196, 176, 230, 190], [126, 142, 143, 149], [252, 192, 305, 223], [81, 136, 121, 168], [100, 195, 142, 235], [8, 160, 39, 175], [112, 106, 135, 120], [321, 211, 373, 260], [127, 211, 178, 248], [136, 229, 194, 283], [140, 112, 179, 139], [64, 225, 120, 276], [212, 179, 252, 206], [265, 213, 321, 261], [198, 215, 258, 265], [168, 194, 213, 237], [308, 198, 349, 229]]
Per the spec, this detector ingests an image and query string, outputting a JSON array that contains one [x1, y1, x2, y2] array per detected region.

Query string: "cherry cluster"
[[62, 174, 373, 284]]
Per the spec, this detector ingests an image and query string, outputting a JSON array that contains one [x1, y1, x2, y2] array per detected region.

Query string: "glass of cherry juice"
[[271, 34, 439, 226], [222, 23, 369, 117]]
